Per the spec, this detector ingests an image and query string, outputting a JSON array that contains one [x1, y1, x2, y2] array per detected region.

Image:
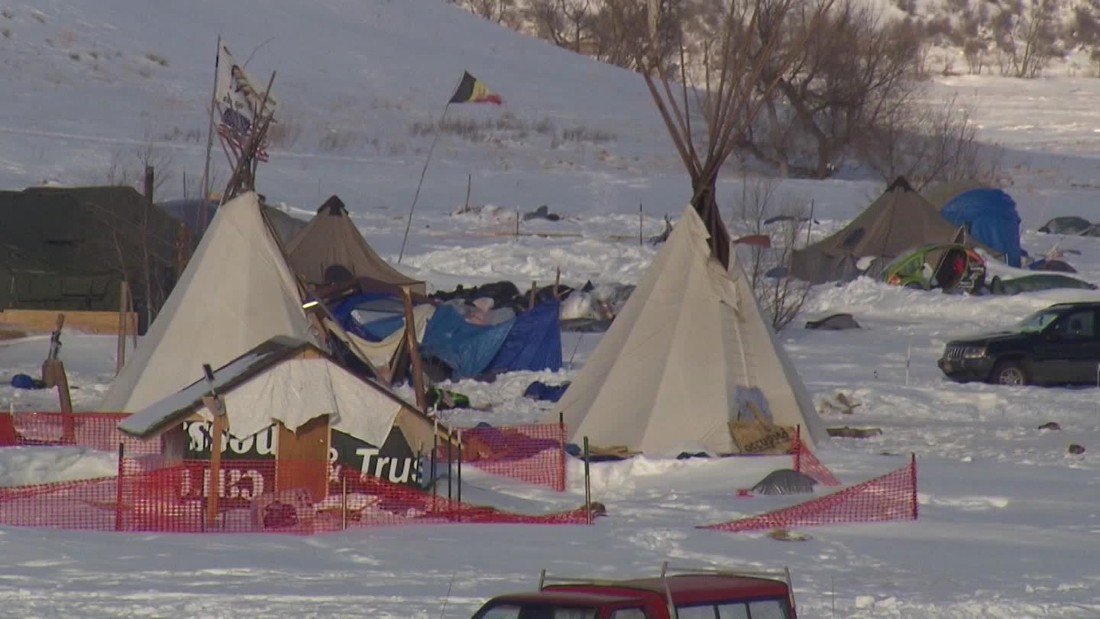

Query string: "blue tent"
[[940, 188, 1022, 267], [420, 302, 563, 379]]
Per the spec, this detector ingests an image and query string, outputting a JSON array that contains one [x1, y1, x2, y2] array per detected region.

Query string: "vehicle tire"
[[990, 361, 1027, 386]]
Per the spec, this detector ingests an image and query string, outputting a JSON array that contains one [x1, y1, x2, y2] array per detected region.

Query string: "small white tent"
[[103, 192, 321, 412], [550, 205, 827, 455]]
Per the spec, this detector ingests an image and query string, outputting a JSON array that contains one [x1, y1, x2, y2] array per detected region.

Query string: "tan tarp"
[[285, 196, 425, 294], [549, 205, 826, 455], [790, 178, 964, 284], [103, 192, 321, 412]]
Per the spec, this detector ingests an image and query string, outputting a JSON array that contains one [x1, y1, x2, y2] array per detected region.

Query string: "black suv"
[[938, 301, 1100, 386]]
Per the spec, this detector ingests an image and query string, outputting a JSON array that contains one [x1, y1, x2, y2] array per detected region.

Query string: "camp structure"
[[790, 177, 970, 285], [118, 336, 443, 500], [549, 205, 827, 456], [939, 188, 1022, 267], [285, 195, 425, 294], [0, 185, 183, 327], [102, 192, 321, 413]]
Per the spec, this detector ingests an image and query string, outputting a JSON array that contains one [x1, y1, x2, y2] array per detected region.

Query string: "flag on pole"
[[214, 42, 275, 159], [448, 71, 503, 105]]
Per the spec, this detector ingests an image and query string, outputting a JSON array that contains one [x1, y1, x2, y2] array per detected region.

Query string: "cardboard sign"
[[728, 400, 795, 455]]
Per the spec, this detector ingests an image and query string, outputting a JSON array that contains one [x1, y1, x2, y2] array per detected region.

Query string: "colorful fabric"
[[449, 71, 503, 105]]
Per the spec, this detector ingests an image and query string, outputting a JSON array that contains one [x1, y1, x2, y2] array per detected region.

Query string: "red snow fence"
[[456, 422, 567, 491], [791, 428, 841, 487], [0, 458, 592, 533], [705, 454, 918, 533]]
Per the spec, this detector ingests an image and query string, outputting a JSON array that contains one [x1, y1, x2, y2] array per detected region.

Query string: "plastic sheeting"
[[486, 300, 562, 374], [941, 189, 1022, 267], [420, 305, 513, 378]]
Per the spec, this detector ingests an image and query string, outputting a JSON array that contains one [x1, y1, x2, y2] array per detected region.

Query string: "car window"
[[610, 609, 648, 619], [1057, 310, 1095, 339], [1018, 309, 1062, 333]]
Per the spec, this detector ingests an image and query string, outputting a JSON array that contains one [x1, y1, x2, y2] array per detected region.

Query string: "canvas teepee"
[[103, 192, 321, 412], [789, 177, 965, 284], [550, 205, 827, 455], [285, 195, 425, 293]]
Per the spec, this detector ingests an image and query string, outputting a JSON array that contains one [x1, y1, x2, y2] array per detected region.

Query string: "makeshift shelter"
[[940, 188, 1022, 267], [550, 205, 827, 455], [102, 192, 321, 413], [790, 178, 966, 284], [286, 196, 425, 293], [0, 186, 182, 317], [751, 469, 818, 495], [878, 243, 986, 292], [805, 313, 861, 330], [118, 336, 441, 499]]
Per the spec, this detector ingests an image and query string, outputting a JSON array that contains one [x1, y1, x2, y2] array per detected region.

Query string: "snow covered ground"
[[1, 1, 1099, 617]]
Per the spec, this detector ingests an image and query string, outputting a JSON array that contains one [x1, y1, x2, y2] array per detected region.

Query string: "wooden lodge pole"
[[201, 363, 227, 527], [528, 280, 537, 310], [400, 285, 428, 412], [116, 281, 129, 375]]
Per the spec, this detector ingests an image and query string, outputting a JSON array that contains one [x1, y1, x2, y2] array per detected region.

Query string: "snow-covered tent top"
[[118, 336, 436, 450], [940, 188, 1022, 267], [285, 195, 425, 293], [102, 192, 321, 413], [549, 205, 827, 455]]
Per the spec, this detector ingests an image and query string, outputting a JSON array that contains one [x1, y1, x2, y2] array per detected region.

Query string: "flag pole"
[[199, 35, 221, 234], [398, 101, 451, 264]]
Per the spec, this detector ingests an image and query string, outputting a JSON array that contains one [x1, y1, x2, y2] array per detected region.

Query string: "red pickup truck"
[[471, 563, 797, 619]]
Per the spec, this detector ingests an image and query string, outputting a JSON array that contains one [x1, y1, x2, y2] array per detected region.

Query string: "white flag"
[[215, 42, 276, 119]]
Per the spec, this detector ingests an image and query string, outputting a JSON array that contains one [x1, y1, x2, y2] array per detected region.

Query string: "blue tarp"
[[330, 292, 399, 341], [420, 305, 514, 378], [941, 188, 1022, 267], [487, 300, 562, 374]]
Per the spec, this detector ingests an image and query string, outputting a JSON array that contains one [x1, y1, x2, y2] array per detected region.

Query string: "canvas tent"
[[118, 336, 441, 499], [0, 186, 182, 316], [549, 205, 827, 455], [285, 196, 424, 294], [790, 178, 967, 284], [102, 192, 321, 413]]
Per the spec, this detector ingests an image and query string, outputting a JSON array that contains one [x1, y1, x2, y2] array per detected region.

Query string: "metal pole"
[[910, 453, 918, 520], [399, 99, 455, 263], [114, 442, 125, 532], [583, 436, 592, 525], [456, 429, 462, 504]]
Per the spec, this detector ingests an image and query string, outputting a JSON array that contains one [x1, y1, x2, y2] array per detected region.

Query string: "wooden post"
[[463, 173, 472, 213], [553, 267, 561, 299], [583, 436, 592, 525], [528, 280, 537, 310], [201, 363, 228, 527], [558, 412, 566, 492], [116, 281, 129, 375], [204, 396, 226, 527], [639, 202, 643, 246], [400, 285, 428, 412]]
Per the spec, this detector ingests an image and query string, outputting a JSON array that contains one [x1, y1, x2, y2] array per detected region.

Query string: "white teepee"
[[103, 192, 320, 412], [551, 205, 827, 455]]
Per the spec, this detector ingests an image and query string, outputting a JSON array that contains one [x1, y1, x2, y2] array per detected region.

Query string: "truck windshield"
[[473, 604, 598, 619], [1018, 309, 1062, 334], [676, 598, 790, 619]]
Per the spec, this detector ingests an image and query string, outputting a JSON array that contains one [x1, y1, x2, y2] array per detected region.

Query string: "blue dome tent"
[[940, 188, 1022, 267]]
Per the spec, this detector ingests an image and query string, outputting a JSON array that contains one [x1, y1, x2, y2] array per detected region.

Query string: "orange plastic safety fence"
[[791, 430, 841, 487], [456, 423, 566, 491], [705, 455, 918, 533], [0, 458, 592, 534], [10, 412, 160, 455]]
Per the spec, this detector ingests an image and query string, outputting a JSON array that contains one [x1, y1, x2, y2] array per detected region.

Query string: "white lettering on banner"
[[180, 467, 267, 500], [183, 422, 276, 456], [355, 447, 416, 484]]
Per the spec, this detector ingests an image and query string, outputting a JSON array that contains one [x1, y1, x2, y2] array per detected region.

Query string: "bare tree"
[[729, 178, 811, 329], [617, 0, 832, 269], [745, 0, 921, 178], [857, 93, 999, 189], [994, 0, 1062, 78]]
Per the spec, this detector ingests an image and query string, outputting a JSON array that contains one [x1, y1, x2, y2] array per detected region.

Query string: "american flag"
[[216, 108, 269, 161]]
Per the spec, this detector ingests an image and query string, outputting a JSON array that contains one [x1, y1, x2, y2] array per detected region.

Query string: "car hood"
[[948, 331, 1024, 346]]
